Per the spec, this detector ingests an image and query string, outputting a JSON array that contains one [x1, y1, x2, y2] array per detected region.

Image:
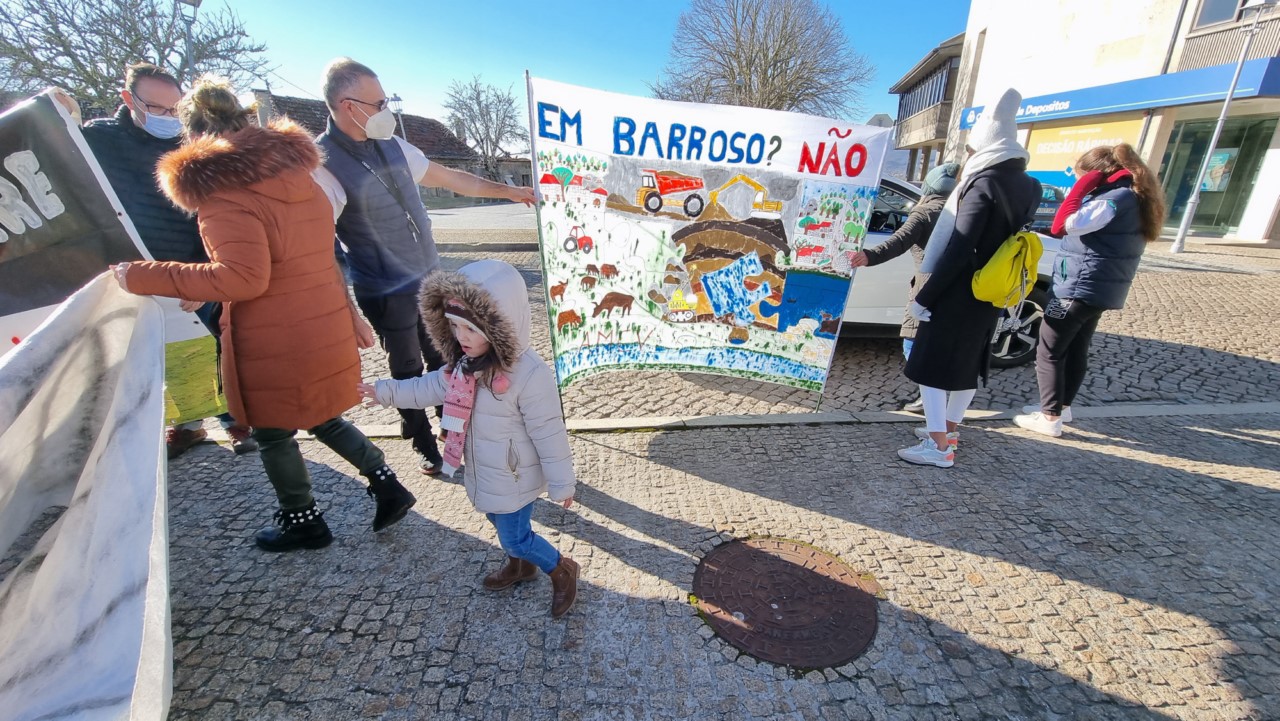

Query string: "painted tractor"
[[562, 226, 594, 254]]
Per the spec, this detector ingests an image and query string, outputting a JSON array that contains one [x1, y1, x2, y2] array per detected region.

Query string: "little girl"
[[357, 260, 579, 618]]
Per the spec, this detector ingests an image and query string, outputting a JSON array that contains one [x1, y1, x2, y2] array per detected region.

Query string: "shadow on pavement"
[[163, 439, 1190, 719], [599, 417, 1279, 718]]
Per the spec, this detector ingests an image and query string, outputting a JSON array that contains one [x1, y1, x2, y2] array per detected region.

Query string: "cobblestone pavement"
[[341, 249, 1280, 429], [167, 412, 1280, 720]]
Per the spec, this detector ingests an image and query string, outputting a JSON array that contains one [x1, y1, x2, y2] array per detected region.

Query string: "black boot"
[[366, 465, 416, 532], [254, 502, 333, 552]]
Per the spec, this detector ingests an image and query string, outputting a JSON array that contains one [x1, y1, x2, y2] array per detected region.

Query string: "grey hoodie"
[[373, 260, 575, 513]]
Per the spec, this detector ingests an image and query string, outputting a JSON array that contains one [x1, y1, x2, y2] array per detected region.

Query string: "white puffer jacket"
[[372, 260, 575, 513]]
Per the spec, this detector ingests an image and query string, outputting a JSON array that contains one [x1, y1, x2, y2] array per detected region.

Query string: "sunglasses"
[[344, 96, 390, 112]]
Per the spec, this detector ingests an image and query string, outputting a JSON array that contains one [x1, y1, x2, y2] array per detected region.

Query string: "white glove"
[[909, 301, 932, 322]]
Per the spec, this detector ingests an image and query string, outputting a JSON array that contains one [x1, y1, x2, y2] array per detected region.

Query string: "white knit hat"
[[968, 88, 1022, 153]]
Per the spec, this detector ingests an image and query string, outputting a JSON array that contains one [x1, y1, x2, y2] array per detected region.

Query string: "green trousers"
[[251, 418, 386, 509]]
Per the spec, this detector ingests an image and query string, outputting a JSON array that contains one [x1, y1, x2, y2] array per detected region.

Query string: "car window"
[[876, 186, 914, 212]]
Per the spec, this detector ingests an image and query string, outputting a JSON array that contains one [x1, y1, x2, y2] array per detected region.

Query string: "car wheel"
[[989, 287, 1047, 368]]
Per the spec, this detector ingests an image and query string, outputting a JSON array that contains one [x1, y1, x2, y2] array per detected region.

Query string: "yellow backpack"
[[972, 182, 1043, 309]]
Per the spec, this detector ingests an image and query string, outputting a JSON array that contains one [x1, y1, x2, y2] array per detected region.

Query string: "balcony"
[[894, 102, 952, 149], [1178, 13, 1280, 71]]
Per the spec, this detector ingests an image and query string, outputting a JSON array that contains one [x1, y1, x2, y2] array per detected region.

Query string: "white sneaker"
[[897, 438, 955, 468], [1021, 404, 1072, 423], [913, 427, 959, 450], [1014, 412, 1064, 437]]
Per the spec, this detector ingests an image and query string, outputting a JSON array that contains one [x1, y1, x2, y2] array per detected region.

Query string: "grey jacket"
[[373, 261, 575, 513], [863, 193, 947, 338]]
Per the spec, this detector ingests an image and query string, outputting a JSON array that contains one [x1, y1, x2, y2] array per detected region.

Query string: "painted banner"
[[528, 77, 891, 392], [0, 275, 171, 720], [1025, 115, 1144, 191], [0, 92, 224, 424]]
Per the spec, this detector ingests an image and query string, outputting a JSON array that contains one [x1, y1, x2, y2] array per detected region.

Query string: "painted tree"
[[0, 0, 268, 113], [650, 0, 873, 118]]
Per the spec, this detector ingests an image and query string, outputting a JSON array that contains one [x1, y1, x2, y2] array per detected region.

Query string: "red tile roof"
[[262, 93, 477, 162]]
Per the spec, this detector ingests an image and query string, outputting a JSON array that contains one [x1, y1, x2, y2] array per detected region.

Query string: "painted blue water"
[[555, 343, 827, 388]]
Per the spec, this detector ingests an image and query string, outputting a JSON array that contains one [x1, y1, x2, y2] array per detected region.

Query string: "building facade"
[[942, 0, 1280, 244], [889, 33, 964, 183]]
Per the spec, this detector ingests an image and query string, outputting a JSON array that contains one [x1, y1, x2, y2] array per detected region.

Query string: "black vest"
[[81, 106, 205, 263], [318, 118, 437, 296]]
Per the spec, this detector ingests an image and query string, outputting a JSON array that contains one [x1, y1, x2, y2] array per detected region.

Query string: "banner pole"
[[524, 71, 568, 421]]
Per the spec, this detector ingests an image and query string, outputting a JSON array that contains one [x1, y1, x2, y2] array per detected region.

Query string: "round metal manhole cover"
[[692, 537, 879, 668]]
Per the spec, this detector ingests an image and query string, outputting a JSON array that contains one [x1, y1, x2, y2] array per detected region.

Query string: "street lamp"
[[174, 0, 202, 83], [1171, 0, 1277, 253], [388, 93, 406, 140]]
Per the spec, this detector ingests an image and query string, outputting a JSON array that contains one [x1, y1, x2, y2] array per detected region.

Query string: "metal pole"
[[1170, 8, 1265, 253]]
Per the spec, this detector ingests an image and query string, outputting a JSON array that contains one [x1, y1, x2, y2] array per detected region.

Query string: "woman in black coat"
[[897, 88, 1041, 468]]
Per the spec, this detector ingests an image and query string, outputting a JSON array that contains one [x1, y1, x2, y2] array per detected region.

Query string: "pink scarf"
[[439, 363, 477, 478]]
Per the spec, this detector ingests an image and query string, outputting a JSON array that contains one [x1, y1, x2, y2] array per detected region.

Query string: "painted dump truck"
[[636, 169, 706, 218]]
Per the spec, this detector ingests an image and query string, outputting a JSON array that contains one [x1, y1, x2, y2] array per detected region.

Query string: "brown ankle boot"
[[548, 556, 579, 618], [483, 556, 538, 590]]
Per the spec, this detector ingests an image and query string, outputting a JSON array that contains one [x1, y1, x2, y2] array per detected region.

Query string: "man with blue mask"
[[82, 62, 258, 458]]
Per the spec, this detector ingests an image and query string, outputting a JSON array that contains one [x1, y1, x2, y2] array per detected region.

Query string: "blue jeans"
[[486, 503, 560, 574]]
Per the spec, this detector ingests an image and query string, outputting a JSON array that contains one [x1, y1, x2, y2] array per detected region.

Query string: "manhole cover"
[[692, 537, 878, 668]]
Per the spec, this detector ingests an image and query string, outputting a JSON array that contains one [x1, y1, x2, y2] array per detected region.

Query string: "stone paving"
[[167, 413, 1280, 720], [167, 235, 1280, 719], [342, 249, 1280, 428]]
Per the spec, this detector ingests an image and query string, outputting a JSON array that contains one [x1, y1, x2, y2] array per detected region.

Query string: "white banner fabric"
[[0, 274, 171, 721]]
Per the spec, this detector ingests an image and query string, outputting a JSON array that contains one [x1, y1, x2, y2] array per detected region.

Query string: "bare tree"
[[649, 0, 874, 120], [0, 0, 269, 115], [443, 76, 529, 181]]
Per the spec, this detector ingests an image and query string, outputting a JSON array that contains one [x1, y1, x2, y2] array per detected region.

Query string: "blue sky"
[[222, 0, 969, 127]]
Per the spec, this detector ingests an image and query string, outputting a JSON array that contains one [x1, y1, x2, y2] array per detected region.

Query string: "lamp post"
[[175, 0, 202, 84], [1171, 0, 1276, 253], [388, 94, 405, 140]]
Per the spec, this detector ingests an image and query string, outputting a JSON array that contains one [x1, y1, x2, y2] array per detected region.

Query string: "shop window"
[[1193, 0, 1243, 28], [1161, 115, 1278, 235]]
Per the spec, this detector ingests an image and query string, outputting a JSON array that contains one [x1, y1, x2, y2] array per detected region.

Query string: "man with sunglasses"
[[314, 57, 535, 476], [82, 62, 257, 458]]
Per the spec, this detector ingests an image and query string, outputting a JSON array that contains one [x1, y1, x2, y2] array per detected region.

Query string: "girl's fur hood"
[[420, 260, 531, 369], [156, 118, 321, 212]]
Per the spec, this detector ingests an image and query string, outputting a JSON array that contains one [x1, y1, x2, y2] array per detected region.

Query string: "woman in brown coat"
[[112, 76, 416, 552]]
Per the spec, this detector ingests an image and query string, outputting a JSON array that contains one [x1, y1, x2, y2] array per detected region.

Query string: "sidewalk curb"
[[437, 242, 539, 253], [203, 401, 1280, 442]]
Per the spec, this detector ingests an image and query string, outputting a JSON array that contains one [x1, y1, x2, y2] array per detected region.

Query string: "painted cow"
[[556, 309, 583, 332], [592, 291, 634, 318]]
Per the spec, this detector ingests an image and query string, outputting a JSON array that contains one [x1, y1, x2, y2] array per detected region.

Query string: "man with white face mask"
[[82, 62, 258, 458], [314, 57, 535, 476]]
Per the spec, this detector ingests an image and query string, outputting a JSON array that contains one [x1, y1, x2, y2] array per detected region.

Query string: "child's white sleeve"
[[517, 362, 576, 502], [374, 371, 448, 410]]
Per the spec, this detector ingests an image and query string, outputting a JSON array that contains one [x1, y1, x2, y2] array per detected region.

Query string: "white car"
[[842, 176, 1060, 368]]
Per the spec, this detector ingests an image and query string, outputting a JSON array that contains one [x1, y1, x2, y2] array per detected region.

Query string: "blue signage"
[[960, 57, 1280, 129]]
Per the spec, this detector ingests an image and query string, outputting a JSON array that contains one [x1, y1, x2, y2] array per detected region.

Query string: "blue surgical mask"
[[139, 110, 182, 139]]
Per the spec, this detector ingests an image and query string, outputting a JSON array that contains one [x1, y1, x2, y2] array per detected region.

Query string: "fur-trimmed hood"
[[156, 118, 321, 212], [420, 260, 531, 368]]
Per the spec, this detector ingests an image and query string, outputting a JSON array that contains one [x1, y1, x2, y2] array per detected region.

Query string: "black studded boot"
[[365, 464, 416, 532], [254, 502, 333, 552]]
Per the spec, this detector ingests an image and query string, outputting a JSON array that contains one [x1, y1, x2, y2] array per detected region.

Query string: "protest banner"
[[0, 91, 224, 424], [527, 77, 890, 392], [0, 276, 171, 720]]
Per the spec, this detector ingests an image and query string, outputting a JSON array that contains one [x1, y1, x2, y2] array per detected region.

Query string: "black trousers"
[[1035, 297, 1106, 415], [354, 288, 444, 461]]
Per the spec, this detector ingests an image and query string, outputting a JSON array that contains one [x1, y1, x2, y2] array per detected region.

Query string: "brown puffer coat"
[[126, 119, 360, 430]]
